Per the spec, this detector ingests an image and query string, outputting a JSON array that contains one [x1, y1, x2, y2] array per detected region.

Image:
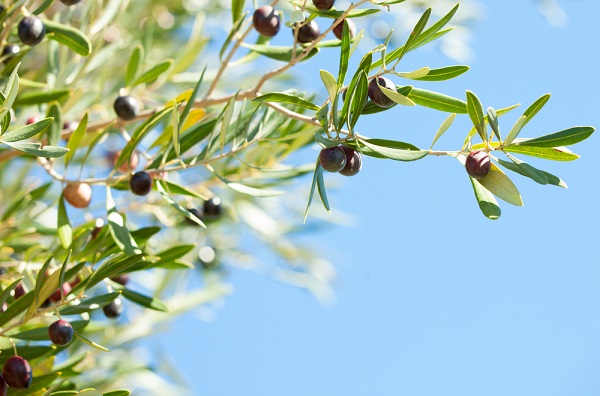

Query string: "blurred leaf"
[[254, 93, 319, 111], [106, 187, 142, 256], [0, 277, 23, 308], [179, 66, 206, 131], [315, 164, 330, 213], [413, 65, 469, 81], [58, 194, 73, 249], [60, 292, 121, 315], [156, 180, 206, 227], [65, 112, 88, 166], [133, 59, 174, 86], [44, 19, 92, 56], [46, 102, 62, 146], [242, 43, 319, 62], [0, 64, 19, 123], [119, 288, 168, 312], [125, 44, 144, 88], [3, 142, 69, 158], [74, 332, 109, 352], [14, 89, 71, 106], [304, 158, 320, 223]]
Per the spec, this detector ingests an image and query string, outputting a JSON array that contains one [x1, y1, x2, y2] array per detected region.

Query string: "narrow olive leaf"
[[125, 44, 144, 88], [133, 59, 174, 86], [381, 83, 415, 106], [320, 70, 338, 106], [498, 155, 548, 185], [220, 14, 247, 59], [179, 66, 206, 131], [407, 87, 467, 113], [119, 288, 168, 312], [395, 8, 431, 63], [314, 132, 338, 148], [466, 90, 486, 141], [0, 64, 19, 124], [412, 3, 459, 49], [103, 390, 131, 396], [241, 43, 320, 62], [64, 112, 88, 166], [34, 256, 54, 309], [231, 0, 244, 23], [430, 113, 456, 149], [171, 100, 180, 158], [497, 159, 567, 188], [162, 180, 209, 200], [0, 93, 11, 134], [85, 254, 144, 290], [503, 115, 527, 147], [156, 180, 206, 227], [73, 332, 110, 352], [3, 142, 69, 158], [349, 72, 368, 129], [13, 89, 70, 106], [487, 107, 501, 142], [60, 292, 121, 315], [58, 194, 73, 249], [46, 102, 62, 146], [0, 277, 23, 308], [505, 154, 548, 184], [504, 144, 579, 162], [220, 96, 236, 153], [361, 139, 428, 161], [477, 162, 523, 206], [395, 67, 430, 79], [515, 126, 595, 148], [106, 187, 142, 255], [470, 177, 501, 220], [337, 20, 351, 87], [316, 104, 329, 130], [522, 93, 550, 126], [208, 166, 284, 197], [44, 19, 92, 56], [414, 65, 469, 81], [315, 165, 331, 213], [304, 158, 320, 223], [253, 93, 320, 111], [0, 117, 53, 142]]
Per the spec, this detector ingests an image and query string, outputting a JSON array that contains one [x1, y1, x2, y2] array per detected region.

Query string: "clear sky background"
[[155, 2, 600, 395]]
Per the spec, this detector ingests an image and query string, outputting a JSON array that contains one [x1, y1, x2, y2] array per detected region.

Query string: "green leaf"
[[133, 59, 174, 86], [156, 180, 206, 227], [46, 102, 62, 146], [0, 277, 23, 308], [503, 153, 548, 184], [497, 157, 567, 188], [315, 165, 330, 213], [304, 158, 320, 223], [13, 89, 71, 106], [522, 93, 550, 126], [161, 180, 209, 200], [338, 20, 351, 87], [408, 87, 467, 113], [360, 139, 428, 161], [58, 194, 73, 249], [515, 126, 594, 148], [394, 8, 431, 63], [179, 66, 206, 131], [119, 287, 169, 312], [125, 44, 144, 88], [242, 43, 319, 62], [86, 254, 144, 290], [74, 331, 110, 352], [231, 0, 244, 23], [320, 69, 338, 109], [487, 107, 501, 142], [349, 72, 368, 129], [0, 92, 11, 133], [60, 292, 121, 315], [3, 142, 69, 158], [106, 187, 142, 255], [466, 90, 486, 141], [0, 117, 53, 142], [470, 177, 501, 220], [34, 257, 54, 309], [253, 93, 319, 111], [220, 96, 236, 153], [503, 143, 580, 162], [380, 82, 415, 106], [413, 65, 469, 81], [477, 162, 523, 206], [430, 113, 456, 149], [44, 19, 92, 56], [314, 132, 338, 148], [209, 167, 283, 197], [64, 112, 88, 166], [171, 100, 180, 158], [0, 64, 19, 123], [103, 391, 131, 396], [503, 115, 527, 147]]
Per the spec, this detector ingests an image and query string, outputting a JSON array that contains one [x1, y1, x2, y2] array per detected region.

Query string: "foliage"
[[0, 0, 594, 394]]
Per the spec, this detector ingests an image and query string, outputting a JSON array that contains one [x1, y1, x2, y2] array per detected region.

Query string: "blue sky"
[[157, 2, 600, 395]]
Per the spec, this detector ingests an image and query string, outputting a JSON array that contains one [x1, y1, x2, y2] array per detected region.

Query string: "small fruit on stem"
[[312, 0, 335, 11], [130, 171, 153, 196], [2, 356, 32, 389], [13, 283, 25, 299], [18, 16, 46, 46], [1, 44, 20, 65], [333, 18, 356, 40], [319, 146, 347, 173], [48, 319, 74, 346], [368, 77, 396, 108], [103, 298, 124, 319], [253, 6, 280, 37], [465, 150, 491, 179], [63, 183, 92, 209], [59, 0, 82, 5], [294, 20, 320, 43], [114, 95, 140, 121], [339, 146, 362, 176]]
